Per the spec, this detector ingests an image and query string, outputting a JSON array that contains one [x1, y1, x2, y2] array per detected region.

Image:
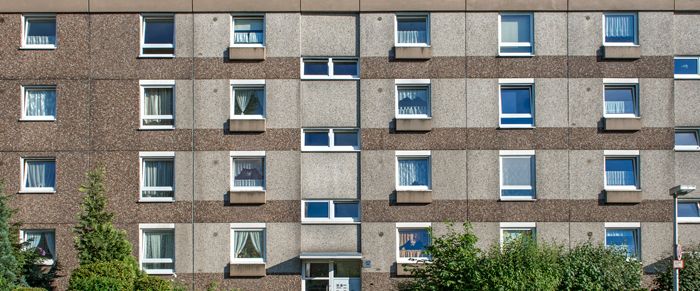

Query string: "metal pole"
[[673, 194, 679, 291]]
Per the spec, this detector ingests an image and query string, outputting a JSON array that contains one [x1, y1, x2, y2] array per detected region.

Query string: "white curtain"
[[144, 160, 174, 193], [234, 19, 263, 44], [233, 158, 264, 187], [144, 88, 173, 116], [26, 161, 55, 188], [606, 15, 635, 40], [606, 170, 635, 186], [26, 232, 42, 248], [502, 157, 532, 186], [145, 231, 174, 259], [397, 20, 427, 44], [398, 159, 429, 187], [25, 89, 56, 117], [605, 101, 628, 114], [398, 88, 428, 115], [234, 230, 263, 258], [45, 232, 55, 259], [26, 21, 55, 45], [501, 15, 530, 43], [234, 89, 262, 116]]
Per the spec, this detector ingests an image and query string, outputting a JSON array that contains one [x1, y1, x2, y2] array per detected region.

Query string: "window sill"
[[498, 125, 535, 129], [300, 76, 360, 81], [18, 190, 56, 194], [138, 54, 176, 59], [300, 221, 361, 225], [678, 219, 700, 224], [230, 44, 265, 48], [604, 188, 641, 192], [498, 53, 534, 58], [674, 75, 700, 80], [499, 197, 536, 202], [138, 198, 175, 203], [394, 44, 431, 48], [301, 148, 361, 153], [138, 127, 175, 131], [19, 118, 56, 122], [144, 270, 174, 275], [20, 46, 57, 50], [675, 147, 700, 152]]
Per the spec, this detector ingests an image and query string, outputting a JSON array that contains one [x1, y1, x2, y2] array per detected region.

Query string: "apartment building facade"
[[2, 0, 700, 290]]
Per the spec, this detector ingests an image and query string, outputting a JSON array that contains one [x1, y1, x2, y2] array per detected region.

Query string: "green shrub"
[[654, 245, 700, 291], [13, 287, 48, 291], [135, 275, 179, 291], [0, 182, 20, 289], [560, 242, 642, 291], [68, 259, 139, 291]]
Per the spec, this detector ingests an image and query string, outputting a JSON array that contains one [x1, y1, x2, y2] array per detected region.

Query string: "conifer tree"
[[0, 181, 20, 289]]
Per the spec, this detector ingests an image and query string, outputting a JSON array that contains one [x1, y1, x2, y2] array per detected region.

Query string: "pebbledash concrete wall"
[[1, 0, 700, 290]]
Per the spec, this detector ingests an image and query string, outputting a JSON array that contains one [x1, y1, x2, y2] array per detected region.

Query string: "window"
[[302, 129, 360, 152], [302, 261, 361, 291], [22, 14, 56, 49], [499, 13, 533, 56], [21, 229, 56, 265], [679, 201, 700, 223], [232, 16, 264, 47], [21, 158, 56, 193], [396, 223, 431, 264], [230, 223, 266, 264], [500, 151, 536, 200], [675, 129, 700, 151], [499, 79, 535, 128], [395, 79, 431, 119], [140, 80, 175, 129], [605, 223, 640, 259], [140, 14, 175, 57], [21, 86, 56, 121], [231, 80, 265, 119], [500, 222, 536, 246], [301, 58, 359, 80], [603, 13, 637, 46], [140, 224, 175, 274], [604, 79, 639, 118], [395, 151, 431, 191], [604, 151, 640, 191], [675, 57, 700, 79], [301, 200, 360, 223], [231, 151, 265, 191], [395, 13, 429, 47], [140, 152, 175, 202]]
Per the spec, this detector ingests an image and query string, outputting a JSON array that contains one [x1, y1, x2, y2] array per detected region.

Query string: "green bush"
[[134, 275, 174, 291], [0, 182, 20, 289], [654, 245, 700, 291], [479, 237, 562, 291], [68, 259, 139, 291], [560, 242, 642, 290], [13, 287, 47, 291]]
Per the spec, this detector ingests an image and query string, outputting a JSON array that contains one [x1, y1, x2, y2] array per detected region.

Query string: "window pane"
[[144, 230, 174, 260], [24, 89, 56, 117], [25, 160, 56, 188], [233, 88, 264, 116], [605, 87, 636, 115], [675, 131, 699, 146], [308, 263, 329, 277], [398, 87, 429, 115], [501, 87, 532, 114], [143, 88, 174, 118], [333, 61, 358, 76], [334, 261, 361, 277], [675, 58, 698, 75], [605, 158, 636, 186], [233, 230, 264, 259], [334, 131, 358, 147], [233, 158, 264, 188], [24, 230, 55, 260], [334, 202, 359, 218], [502, 156, 533, 186], [305, 280, 329, 291], [501, 15, 531, 43], [233, 18, 263, 44], [398, 158, 429, 187], [398, 229, 430, 258], [305, 201, 329, 218], [606, 229, 639, 258], [397, 17, 427, 44], [605, 15, 635, 43], [26, 18, 56, 45], [679, 202, 700, 217], [502, 229, 534, 244], [143, 160, 174, 187], [144, 18, 174, 44], [143, 263, 174, 270], [304, 132, 329, 146], [304, 62, 329, 76], [500, 46, 532, 54]]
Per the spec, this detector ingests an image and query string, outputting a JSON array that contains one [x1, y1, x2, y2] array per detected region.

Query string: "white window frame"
[[20, 229, 56, 265], [678, 200, 700, 223], [395, 151, 432, 191], [395, 79, 431, 119], [230, 223, 266, 264], [139, 224, 175, 275], [139, 80, 176, 130], [498, 12, 534, 57], [394, 13, 430, 47], [21, 85, 57, 121], [20, 157, 56, 193], [674, 56, 700, 79], [602, 12, 638, 47], [230, 14, 265, 48], [675, 128, 700, 151], [603, 150, 640, 191], [499, 78, 535, 128], [301, 128, 360, 152], [396, 222, 431, 264], [301, 200, 360, 224], [603, 78, 639, 118], [21, 14, 57, 50], [230, 80, 265, 120], [499, 222, 536, 247], [499, 150, 536, 201], [301, 260, 361, 291], [140, 14, 176, 58], [139, 151, 175, 202], [230, 151, 266, 192], [300, 57, 360, 80], [604, 222, 641, 259]]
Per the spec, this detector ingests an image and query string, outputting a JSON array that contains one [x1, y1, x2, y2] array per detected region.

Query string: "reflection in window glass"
[[397, 86, 430, 117], [304, 62, 329, 76], [398, 228, 430, 259], [604, 86, 637, 115], [25, 17, 56, 46], [398, 158, 430, 187], [304, 131, 330, 146], [606, 228, 640, 259], [233, 18, 264, 45], [233, 158, 264, 188], [500, 86, 533, 126], [605, 158, 637, 187], [397, 16, 428, 44], [502, 229, 534, 245], [305, 201, 329, 218], [334, 202, 359, 218], [675, 58, 699, 75], [675, 131, 699, 146], [605, 14, 636, 44], [679, 202, 700, 218], [23, 230, 56, 262], [333, 61, 358, 76], [501, 156, 535, 198], [334, 261, 361, 277], [308, 263, 329, 277], [333, 131, 358, 147], [233, 88, 264, 116]]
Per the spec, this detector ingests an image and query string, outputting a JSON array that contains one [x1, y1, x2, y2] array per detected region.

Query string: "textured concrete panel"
[[193, 14, 229, 58], [174, 152, 194, 202], [360, 151, 395, 201], [360, 79, 394, 129], [300, 225, 359, 253], [90, 0, 192, 12], [266, 14, 301, 58], [431, 13, 466, 57], [679, 225, 700, 247], [641, 223, 672, 271], [361, 223, 395, 273], [301, 81, 358, 127], [360, 0, 465, 11], [193, 151, 228, 201], [538, 222, 570, 246], [569, 222, 604, 246], [432, 79, 467, 128], [359, 13, 394, 57], [674, 14, 700, 55], [674, 81, 700, 126], [361, 57, 467, 79], [467, 0, 567, 11], [193, 0, 300, 12], [535, 78, 568, 128], [536, 150, 569, 200], [467, 150, 499, 200], [568, 78, 603, 128], [567, 12, 601, 56], [266, 80, 300, 128], [301, 153, 358, 199], [267, 223, 301, 274], [175, 79, 194, 129], [175, 223, 194, 274], [0, 0, 88, 12], [466, 79, 498, 128], [472, 222, 499, 251], [534, 13, 568, 56], [640, 79, 673, 128], [194, 200, 300, 223], [300, 14, 357, 57], [267, 151, 301, 201], [302, 0, 359, 12], [568, 0, 674, 11], [466, 13, 498, 56], [432, 151, 467, 200], [639, 12, 673, 56], [193, 223, 229, 273], [569, 150, 603, 200], [175, 14, 194, 59], [194, 128, 301, 151], [675, 152, 700, 188], [194, 79, 228, 129], [639, 150, 674, 200]]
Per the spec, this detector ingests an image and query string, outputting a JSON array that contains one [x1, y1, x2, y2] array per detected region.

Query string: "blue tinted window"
[[333, 61, 357, 76], [605, 14, 636, 43], [334, 202, 359, 218], [304, 132, 329, 146], [676, 131, 699, 146], [675, 58, 698, 75], [605, 158, 636, 186], [604, 87, 636, 115], [334, 131, 358, 147], [606, 228, 639, 258], [679, 202, 700, 217], [144, 18, 174, 44], [501, 87, 532, 114], [304, 62, 328, 75], [397, 18, 427, 44], [305, 202, 329, 218], [26, 18, 56, 45]]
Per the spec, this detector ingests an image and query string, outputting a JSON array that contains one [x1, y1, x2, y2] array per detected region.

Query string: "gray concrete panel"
[[534, 13, 567, 56], [301, 81, 358, 127], [301, 14, 357, 57], [467, 150, 499, 200], [300, 224, 359, 252], [466, 79, 498, 128], [301, 153, 358, 199], [466, 13, 498, 56]]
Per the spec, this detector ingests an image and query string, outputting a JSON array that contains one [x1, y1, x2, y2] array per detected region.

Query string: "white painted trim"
[[498, 83, 535, 128], [20, 14, 57, 50], [139, 81, 176, 130], [230, 225, 266, 264], [605, 222, 640, 228], [394, 13, 430, 47], [499, 150, 535, 156], [140, 80, 176, 86], [230, 223, 266, 229], [395, 79, 431, 85], [396, 222, 431, 228], [301, 200, 361, 224], [300, 57, 360, 80], [139, 14, 176, 58], [139, 153, 175, 202], [230, 151, 265, 157], [395, 82, 432, 119], [230, 14, 265, 48], [497, 12, 534, 56], [395, 150, 431, 156], [602, 12, 638, 46], [19, 229, 57, 264], [139, 225, 175, 275], [678, 217, 700, 223], [140, 151, 176, 157], [498, 78, 534, 84], [19, 157, 56, 193], [603, 78, 638, 84], [499, 154, 536, 200], [139, 223, 175, 229], [230, 82, 266, 119], [395, 153, 432, 191], [301, 128, 360, 152], [230, 154, 266, 192], [604, 150, 639, 156], [500, 222, 536, 228], [396, 223, 431, 264], [20, 85, 57, 121], [299, 254, 363, 260], [231, 79, 265, 85]]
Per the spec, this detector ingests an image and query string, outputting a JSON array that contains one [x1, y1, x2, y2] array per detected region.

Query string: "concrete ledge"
[[604, 117, 642, 131], [677, 0, 700, 11], [228, 191, 266, 205], [395, 119, 432, 132], [194, 0, 300, 12], [0, 0, 88, 12], [361, 0, 464, 11], [396, 191, 432, 204], [603, 46, 641, 60], [229, 119, 266, 133], [90, 0, 192, 12], [228, 47, 266, 61], [569, 0, 674, 11], [396, 263, 426, 276], [229, 263, 266, 277], [605, 190, 643, 204], [394, 47, 432, 60], [301, 0, 359, 11], [467, 0, 567, 11]]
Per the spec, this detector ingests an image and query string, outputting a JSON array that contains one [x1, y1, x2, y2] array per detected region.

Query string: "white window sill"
[[301, 148, 360, 153], [139, 198, 175, 203], [603, 115, 639, 119], [396, 187, 431, 192], [300, 76, 360, 81], [18, 190, 56, 194], [674, 74, 700, 80], [138, 54, 176, 59], [498, 53, 534, 58], [301, 221, 361, 225], [230, 44, 265, 48], [499, 125, 535, 129], [603, 44, 640, 47], [139, 126, 175, 131], [675, 146, 700, 152], [230, 116, 266, 120], [396, 116, 432, 120], [499, 197, 536, 202], [394, 44, 431, 48], [229, 260, 266, 265], [230, 188, 266, 192], [20, 46, 57, 50], [397, 259, 430, 264], [604, 188, 641, 192], [19, 118, 56, 122], [678, 218, 700, 224], [144, 270, 174, 275]]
